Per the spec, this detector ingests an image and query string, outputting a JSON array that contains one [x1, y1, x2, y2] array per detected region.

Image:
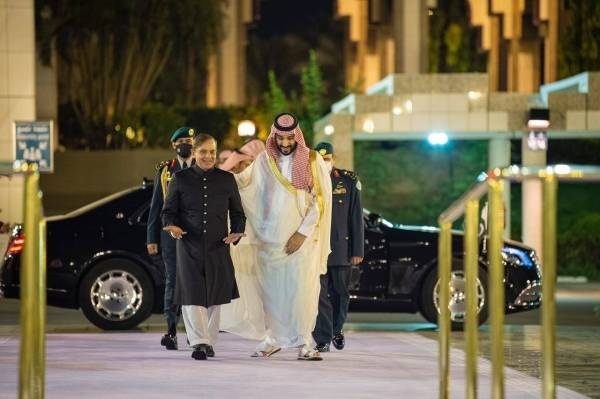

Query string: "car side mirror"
[[366, 213, 381, 228]]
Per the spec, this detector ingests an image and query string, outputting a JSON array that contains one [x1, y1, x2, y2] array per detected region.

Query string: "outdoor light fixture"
[[324, 124, 335, 135], [467, 90, 482, 100], [527, 108, 550, 150], [392, 106, 403, 115], [362, 118, 375, 133], [404, 100, 413, 113], [428, 131, 448, 145], [237, 120, 256, 137], [527, 108, 550, 129]]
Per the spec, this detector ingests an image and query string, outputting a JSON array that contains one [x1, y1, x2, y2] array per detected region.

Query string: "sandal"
[[250, 347, 281, 358], [297, 347, 322, 361]]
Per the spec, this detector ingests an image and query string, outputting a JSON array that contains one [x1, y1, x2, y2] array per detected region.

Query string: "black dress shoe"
[[206, 345, 215, 357], [332, 333, 345, 350], [191, 344, 208, 360], [315, 343, 330, 352], [160, 334, 178, 350]]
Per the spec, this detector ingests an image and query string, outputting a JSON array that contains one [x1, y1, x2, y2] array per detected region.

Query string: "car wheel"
[[79, 258, 154, 330], [419, 261, 489, 330]]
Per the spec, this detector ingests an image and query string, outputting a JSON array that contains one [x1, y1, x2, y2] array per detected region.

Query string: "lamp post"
[[237, 120, 256, 137]]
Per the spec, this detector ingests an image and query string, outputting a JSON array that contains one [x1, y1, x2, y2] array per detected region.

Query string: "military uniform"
[[147, 159, 186, 335], [146, 126, 195, 348], [313, 166, 364, 349]]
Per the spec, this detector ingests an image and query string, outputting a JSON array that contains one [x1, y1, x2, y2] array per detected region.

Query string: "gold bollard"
[[464, 200, 479, 399], [542, 174, 558, 399], [18, 163, 46, 399], [488, 179, 505, 399], [438, 222, 452, 399]]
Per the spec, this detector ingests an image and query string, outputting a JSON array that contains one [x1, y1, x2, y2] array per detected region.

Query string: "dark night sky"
[[254, 0, 335, 37]]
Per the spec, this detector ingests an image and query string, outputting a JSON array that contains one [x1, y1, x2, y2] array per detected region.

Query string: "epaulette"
[[341, 169, 359, 181], [155, 159, 171, 171]]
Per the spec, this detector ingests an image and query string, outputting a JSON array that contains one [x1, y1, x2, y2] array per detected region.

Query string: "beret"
[[314, 142, 334, 156], [170, 126, 195, 142]]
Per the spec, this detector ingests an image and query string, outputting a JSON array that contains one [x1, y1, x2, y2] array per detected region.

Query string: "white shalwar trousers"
[[181, 305, 221, 346]]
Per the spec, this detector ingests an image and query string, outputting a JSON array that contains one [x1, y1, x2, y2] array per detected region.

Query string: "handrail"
[[1, 160, 46, 398], [437, 164, 600, 399]]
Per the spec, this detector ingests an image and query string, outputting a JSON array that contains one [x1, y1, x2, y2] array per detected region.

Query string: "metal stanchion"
[[464, 200, 479, 399], [542, 173, 557, 399], [438, 222, 452, 399], [18, 163, 46, 399], [488, 178, 505, 399]]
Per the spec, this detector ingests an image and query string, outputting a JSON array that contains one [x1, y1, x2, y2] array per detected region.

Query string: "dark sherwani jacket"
[[161, 165, 245, 307]]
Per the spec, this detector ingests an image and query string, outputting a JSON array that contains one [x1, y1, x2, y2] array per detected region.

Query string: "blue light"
[[428, 132, 448, 145], [501, 247, 534, 268]]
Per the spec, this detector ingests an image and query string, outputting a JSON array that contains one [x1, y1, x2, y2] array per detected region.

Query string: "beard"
[[277, 142, 297, 155]]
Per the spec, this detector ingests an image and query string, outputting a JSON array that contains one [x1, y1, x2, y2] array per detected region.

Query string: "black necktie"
[[182, 161, 188, 169]]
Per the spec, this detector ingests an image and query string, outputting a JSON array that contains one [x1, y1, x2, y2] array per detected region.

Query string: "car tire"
[[419, 260, 489, 331], [79, 258, 154, 330]]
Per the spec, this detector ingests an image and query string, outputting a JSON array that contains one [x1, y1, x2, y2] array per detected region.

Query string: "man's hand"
[[350, 256, 363, 265], [223, 232, 246, 244], [285, 232, 307, 255], [147, 243, 159, 255], [163, 225, 186, 240]]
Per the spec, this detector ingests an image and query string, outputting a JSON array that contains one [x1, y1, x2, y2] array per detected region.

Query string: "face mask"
[[324, 161, 333, 173], [176, 143, 192, 159]]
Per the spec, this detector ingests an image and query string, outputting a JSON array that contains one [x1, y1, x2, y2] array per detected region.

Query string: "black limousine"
[[1, 180, 541, 330]]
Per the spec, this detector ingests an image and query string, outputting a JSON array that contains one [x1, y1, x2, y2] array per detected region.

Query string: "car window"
[[129, 201, 151, 226], [46, 187, 141, 221]]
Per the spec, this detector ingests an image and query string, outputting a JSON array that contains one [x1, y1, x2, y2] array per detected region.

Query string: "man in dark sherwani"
[[146, 126, 195, 350], [162, 133, 246, 361], [312, 142, 364, 353]]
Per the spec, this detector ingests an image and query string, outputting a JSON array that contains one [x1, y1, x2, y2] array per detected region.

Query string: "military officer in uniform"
[[146, 126, 195, 350], [162, 133, 245, 360], [312, 142, 364, 352]]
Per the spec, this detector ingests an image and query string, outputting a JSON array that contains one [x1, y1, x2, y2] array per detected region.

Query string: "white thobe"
[[219, 150, 332, 349]]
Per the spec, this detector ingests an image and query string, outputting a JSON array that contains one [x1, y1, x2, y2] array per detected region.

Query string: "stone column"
[[521, 138, 547, 259], [206, 0, 250, 106], [488, 137, 511, 238], [0, 0, 36, 223], [393, 0, 428, 74], [329, 114, 355, 171]]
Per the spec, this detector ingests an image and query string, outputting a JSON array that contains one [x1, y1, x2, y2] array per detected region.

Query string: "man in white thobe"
[[230, 112, 332, 361]]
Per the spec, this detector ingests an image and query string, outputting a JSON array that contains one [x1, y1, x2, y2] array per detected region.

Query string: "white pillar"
[[488, 137, 511, 238], [394, 0, 429, 73], [207, 0, 251, 106], [521, 137, 547, 258], [0, 0, 36, 223]]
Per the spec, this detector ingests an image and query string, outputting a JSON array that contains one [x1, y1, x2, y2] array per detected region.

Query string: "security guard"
[[312, 142, 364, 352], [147, 126, 195, 350]]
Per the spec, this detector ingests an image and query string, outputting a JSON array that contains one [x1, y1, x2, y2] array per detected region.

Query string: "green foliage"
[[428, 1, 486, 73], [179, 107, 234, 145], [299, 50, 326, 144], [260, 52, 327, 145], [559, 0, 600, 78], [37, 0, 225, 149], [263, 70, 290, 121], [354, 141, 488, 225], [139, 103, 186, 148], [558, 213, 600, 280]]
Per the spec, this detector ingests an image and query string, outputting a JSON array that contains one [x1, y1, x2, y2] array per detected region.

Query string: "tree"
[[37, 0, 225, 149], [263, 70, 290, 121], [558, 0, 600, 78], [299, 50, 326, 144], [428, 0, 486, 73], [259, 53, 327, 146]]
